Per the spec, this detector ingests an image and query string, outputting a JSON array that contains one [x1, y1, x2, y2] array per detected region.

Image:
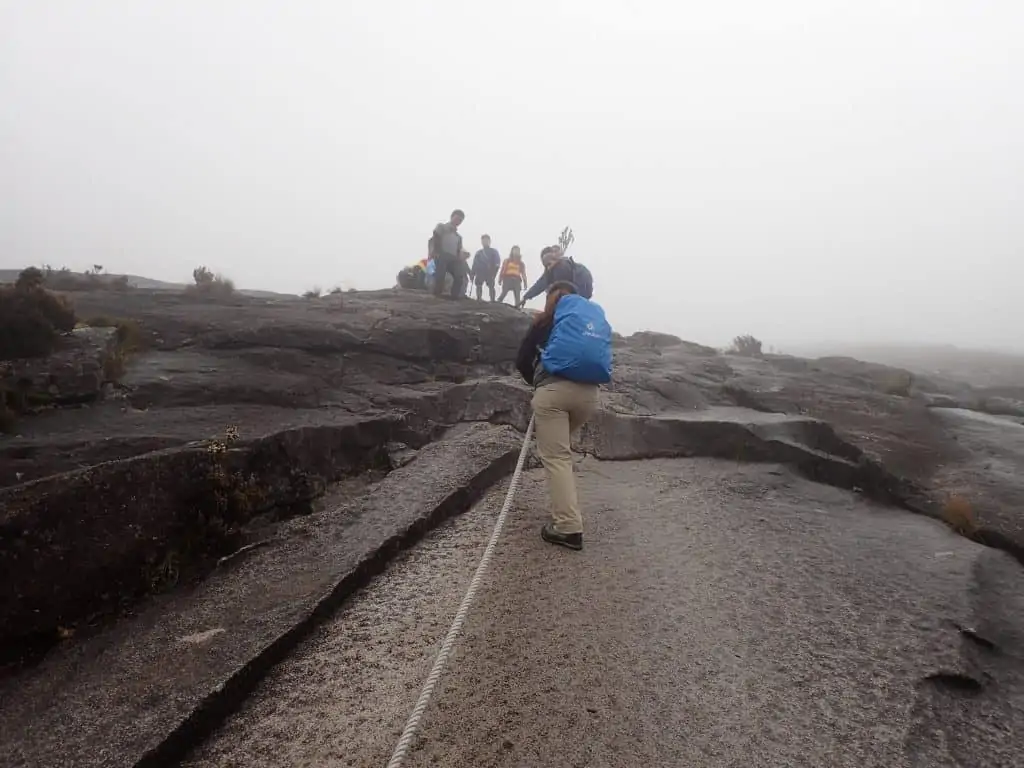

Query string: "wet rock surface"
[[0, 326, 119, 407], [185, 460, 1024, 767], [1, 285, 1023, 765]]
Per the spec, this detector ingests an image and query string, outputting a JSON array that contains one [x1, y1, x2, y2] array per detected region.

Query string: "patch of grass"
[[881, 371, 914, 397], [942, 494, 978, 536], [85, 316, 145, 351]]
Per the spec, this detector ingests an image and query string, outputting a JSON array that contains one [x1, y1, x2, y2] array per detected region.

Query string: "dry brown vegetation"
[[84, 316, 147, 383], [941, 494, 978, 536]]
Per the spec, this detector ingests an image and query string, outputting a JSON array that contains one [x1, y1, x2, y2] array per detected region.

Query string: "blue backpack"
[[540, 294, 613, 384]]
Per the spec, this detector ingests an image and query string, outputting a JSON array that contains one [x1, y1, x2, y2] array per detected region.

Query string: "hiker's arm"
[[521, 271, 550, 303], [515, 322, 550, 385], [428, 226, 442, 259]]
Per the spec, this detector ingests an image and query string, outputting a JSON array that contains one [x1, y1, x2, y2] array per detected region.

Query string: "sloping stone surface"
[[0, 286, 1022, 766], [0, 423, 523, 768]]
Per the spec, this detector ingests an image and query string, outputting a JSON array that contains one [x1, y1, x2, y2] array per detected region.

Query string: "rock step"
[[0, 423, 523, 768], [0, 412, 427, 647]]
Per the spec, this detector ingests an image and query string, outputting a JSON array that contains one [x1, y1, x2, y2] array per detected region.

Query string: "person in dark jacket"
[[470, 234, 502, 301], [515, 280, 600, 551], [428, 209, 466, 299], [519, 246, 593, 305]]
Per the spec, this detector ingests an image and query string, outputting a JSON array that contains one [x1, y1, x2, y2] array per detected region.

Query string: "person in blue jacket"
[[470, 234, 502, 301]]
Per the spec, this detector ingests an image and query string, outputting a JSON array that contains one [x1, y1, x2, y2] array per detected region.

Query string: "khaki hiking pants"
[[532, 379, 600, 535]]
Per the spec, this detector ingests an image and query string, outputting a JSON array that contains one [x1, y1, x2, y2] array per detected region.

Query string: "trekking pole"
[[386, 415, 536, 768]]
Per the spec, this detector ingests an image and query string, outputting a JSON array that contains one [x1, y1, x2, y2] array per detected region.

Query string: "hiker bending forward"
[[520, 245, 594, 306], [515, 281, 613, 550]]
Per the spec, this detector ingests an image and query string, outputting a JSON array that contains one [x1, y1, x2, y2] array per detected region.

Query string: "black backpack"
[[567, 258, 593, 299]]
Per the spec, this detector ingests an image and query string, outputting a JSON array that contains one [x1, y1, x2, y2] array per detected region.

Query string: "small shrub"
[[0, 397, 16, 433], [16, 267, 45, 290], [328, 286, 343, 295], [730, 334, 763, 357], [942, 495, 978, 536], [0, 271, 78, 359], [303, 287, 323, 299], [192, 266, 214, 285], [187, 265, 235, 298]]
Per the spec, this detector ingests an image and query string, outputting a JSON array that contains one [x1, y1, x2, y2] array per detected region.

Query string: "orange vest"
[[501, 258, 525, 280]]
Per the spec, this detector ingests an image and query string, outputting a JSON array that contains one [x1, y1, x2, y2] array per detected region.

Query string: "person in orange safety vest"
[[497, 245, 528, 306]]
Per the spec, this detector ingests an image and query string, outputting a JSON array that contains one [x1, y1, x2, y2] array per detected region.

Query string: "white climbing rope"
[[386, 415, 535, 768]]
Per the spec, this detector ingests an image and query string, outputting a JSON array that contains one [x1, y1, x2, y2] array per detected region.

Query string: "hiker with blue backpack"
[[518, 245, 594, 306], [515, 281, 613, 550]]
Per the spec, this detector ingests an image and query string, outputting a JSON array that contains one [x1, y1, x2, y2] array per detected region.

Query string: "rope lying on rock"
[[386, 415, 536, 768]]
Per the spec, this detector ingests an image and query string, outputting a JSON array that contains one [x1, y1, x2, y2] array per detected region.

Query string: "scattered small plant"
[[303, 287, 323, 299], [328, 286, 343, 295], [729, 334, 763, 357], [942, 494, 978, 537]]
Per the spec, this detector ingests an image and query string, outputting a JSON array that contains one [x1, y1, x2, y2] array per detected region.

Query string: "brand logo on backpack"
[[540, 295, 613, 384]]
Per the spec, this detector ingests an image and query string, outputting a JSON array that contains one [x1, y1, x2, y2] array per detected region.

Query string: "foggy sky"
[[2, 1, 1022, 351]]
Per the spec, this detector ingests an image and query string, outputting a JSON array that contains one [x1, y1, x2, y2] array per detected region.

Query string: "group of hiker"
[[396, 209, 594, 307], [396, 207, 609, 551]]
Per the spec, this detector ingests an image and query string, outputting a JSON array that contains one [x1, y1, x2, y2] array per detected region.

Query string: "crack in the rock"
[[922, 671, 984, 696], [952, 622, 1000, 653]]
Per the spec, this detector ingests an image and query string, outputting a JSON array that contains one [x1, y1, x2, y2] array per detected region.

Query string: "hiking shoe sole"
[[541, 524, 583, 551]]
